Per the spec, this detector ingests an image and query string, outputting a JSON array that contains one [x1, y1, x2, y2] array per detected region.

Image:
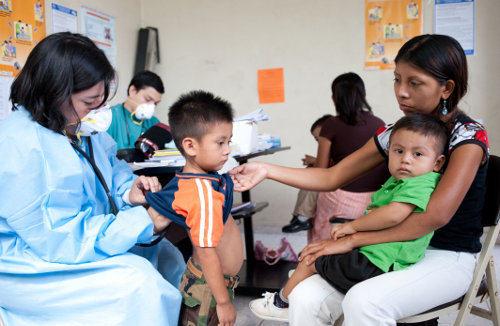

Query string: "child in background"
[[282, 114, 333, 233], [146, 90, 243, 326], [250, 114, 447, 322]]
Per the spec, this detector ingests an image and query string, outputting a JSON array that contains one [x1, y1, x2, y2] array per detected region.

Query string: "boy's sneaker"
[[249, 292, 289, 322]]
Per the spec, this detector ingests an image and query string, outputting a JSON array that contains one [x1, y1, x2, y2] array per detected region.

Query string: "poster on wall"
[[51, 3, 77, 34], [80, 6, 116, 66], [364, 0, 422, 70], [435, 0, 474, 55], [0, 0, 46, 119], [0, 0, 46, 76]]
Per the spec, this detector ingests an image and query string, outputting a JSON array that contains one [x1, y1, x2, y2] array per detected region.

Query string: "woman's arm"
[[300, 144, 484, 263], [314, 137, 332, 168], [231, 138, 384, 192]]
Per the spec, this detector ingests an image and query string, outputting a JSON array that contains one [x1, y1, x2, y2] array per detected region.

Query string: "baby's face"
[[194, 121, 233, 172], [388, 129, 445, 180]]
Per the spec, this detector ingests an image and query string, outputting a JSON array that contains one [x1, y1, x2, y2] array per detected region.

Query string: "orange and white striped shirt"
[[146, 172, 234, 248]]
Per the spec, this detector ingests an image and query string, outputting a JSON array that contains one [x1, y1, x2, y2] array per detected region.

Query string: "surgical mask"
[[77, 104, 112, 136], [134, 102, 156, 120]]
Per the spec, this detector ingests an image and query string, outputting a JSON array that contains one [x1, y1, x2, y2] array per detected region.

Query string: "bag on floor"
[[254, 237, 298, 265]]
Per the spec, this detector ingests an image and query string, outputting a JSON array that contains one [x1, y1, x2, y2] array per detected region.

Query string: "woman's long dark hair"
[[331, 72, 373, 125], [10, 32, 115, 132], [394, 34, 468, 112]]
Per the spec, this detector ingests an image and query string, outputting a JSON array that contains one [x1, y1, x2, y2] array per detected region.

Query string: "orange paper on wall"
[[258, 68, 284, 104]]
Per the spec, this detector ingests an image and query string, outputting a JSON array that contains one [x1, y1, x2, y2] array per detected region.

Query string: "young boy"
[[282, 114, 333, 233], [145, 90, 243, 326], [250, 113, 448, 322]]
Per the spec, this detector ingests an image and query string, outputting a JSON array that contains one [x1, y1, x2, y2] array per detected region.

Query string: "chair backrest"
[[482, 155, 500, 227]]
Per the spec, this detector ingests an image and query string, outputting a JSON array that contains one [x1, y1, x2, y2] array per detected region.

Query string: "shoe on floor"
[[282, 216, 313, 233], [249, 292, 289, 322]]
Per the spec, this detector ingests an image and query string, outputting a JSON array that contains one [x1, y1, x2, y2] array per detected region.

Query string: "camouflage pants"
[[179, 258, 239, 326]]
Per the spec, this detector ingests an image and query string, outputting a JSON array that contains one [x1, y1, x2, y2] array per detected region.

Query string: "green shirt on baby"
[[359, 172, 441, 272]]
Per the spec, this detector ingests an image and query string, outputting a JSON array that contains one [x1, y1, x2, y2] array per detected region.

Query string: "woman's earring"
[[441, 99, 448, 116]]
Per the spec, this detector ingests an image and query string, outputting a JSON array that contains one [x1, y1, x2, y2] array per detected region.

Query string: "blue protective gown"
[[0, 107, 184, 325]]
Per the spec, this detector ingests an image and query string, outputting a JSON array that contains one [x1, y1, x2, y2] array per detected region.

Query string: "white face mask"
[[78, 104, 112, 136], [134, 102, 156, 120]]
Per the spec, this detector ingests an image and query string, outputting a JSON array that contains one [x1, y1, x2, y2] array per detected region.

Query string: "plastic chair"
[[398, 155, 500, 325]]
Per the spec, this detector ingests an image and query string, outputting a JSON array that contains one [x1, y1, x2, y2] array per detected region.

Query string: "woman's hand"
[[299, 236, 355, 265], [147, 206, 171, 234], [129, 176, 161, 205], [302, 154, 316, 167], [229, 162, 268, 192], [330, 222, 356, 240]]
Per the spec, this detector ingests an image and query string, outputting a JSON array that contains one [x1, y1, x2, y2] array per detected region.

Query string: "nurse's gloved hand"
[[129, 175, 161, 205]]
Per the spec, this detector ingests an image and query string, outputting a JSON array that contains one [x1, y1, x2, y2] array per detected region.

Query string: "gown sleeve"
[[0, 127, 154, 264]]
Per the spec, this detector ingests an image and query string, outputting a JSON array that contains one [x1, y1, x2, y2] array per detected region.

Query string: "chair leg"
[[486, 257, 500, 326]]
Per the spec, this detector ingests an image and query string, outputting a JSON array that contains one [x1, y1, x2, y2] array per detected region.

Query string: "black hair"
[[390, 113, 449, 155], [395, 34, 468, 113], [10, 32, 115, 132], [128, 70, 164, 95], [331, 72, 373, 125], [310, 114, 333, 133], [168, 90, 234, 155]]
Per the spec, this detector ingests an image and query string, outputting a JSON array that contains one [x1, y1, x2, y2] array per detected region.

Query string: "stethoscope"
[[70, 136, 164, 247]]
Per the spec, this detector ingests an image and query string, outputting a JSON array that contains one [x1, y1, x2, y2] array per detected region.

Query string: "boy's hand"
[[147, 206, 171, 234], [216, 302, 236, 326], [301, 155, 316, 167], [129, 176, 161, 205], [330, 222, 356, 240]]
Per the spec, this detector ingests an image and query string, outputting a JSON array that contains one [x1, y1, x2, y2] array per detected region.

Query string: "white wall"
[[138, 0, 500, 225], [44, 0, 141, 103]]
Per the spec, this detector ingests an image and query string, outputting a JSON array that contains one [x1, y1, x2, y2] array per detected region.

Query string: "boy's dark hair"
[[310, 114, 333, 133], [10, 32, 115, 132], [168, 90, 234, 154], [390, 114, 449, 155], [128, 70, 164, 95], [395, 34, 467, 113], [331, 72, 373, 125]]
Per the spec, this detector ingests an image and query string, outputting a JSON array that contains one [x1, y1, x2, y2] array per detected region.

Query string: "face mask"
[[77, 104, 112, 136], [134, 102, 156, 120]]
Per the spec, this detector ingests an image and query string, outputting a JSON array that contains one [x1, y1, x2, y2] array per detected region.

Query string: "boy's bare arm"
[[331, 202, 415, 240], [352, 202, 415, 231], [195, 246, 236, 325]]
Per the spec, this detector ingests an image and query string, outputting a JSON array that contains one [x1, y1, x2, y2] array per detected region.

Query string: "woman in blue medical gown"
[[0, 32, 184, 325]]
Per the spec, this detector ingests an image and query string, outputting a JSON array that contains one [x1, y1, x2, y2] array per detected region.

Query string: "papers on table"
[[234, 108, 269, 122]]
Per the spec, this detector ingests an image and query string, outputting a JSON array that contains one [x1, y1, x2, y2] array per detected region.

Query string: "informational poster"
[[80, 6, 116, 66], [435, 0, 475, 55], [51, 3, 77, 34], [257, 68, 285, 104], [0, 0, 46, 119], [0, 0, 46, 76], [365, 0, 422, 70]]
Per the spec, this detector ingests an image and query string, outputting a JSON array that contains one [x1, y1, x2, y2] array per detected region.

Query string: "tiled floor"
[[234, 245, 500, 326]]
